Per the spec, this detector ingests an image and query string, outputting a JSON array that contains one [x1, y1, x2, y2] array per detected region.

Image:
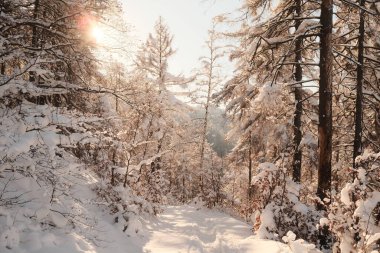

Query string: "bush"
[[251, 163, 320, 242]]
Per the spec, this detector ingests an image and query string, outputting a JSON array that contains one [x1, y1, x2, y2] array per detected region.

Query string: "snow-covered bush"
[[329, 151, 380, 253], [0, 79, 163, 249], [282, 231, 321, 253], [0, 86, 104, 249], [251, 162, 320, 242], [134, 167, 169, 206], [95, 183, 156, 236]]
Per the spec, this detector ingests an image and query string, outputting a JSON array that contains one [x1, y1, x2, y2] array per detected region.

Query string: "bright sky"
[[121, 0, 241, 76]]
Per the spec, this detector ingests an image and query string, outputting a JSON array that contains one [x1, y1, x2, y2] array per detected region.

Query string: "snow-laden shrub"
[[252, 82, 285, 114], [329, 151, 380, 253], [95, 183, 157, 236], [251, 162, 320, 242], [282, 231, 321, 253], [0, 88, 103, 249], [136, 165, 170, 205], [0, 85, 160, 249]]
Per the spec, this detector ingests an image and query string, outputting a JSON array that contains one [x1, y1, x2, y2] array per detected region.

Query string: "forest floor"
[[138, 205, 300, 253], [97, 205, 320, 253], [4, 195, 320, 253]]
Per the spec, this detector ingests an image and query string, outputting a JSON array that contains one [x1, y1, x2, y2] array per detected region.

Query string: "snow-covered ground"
[[141, 205, 304, 253], [4, 202, 321, 253], [139, 205, 321, 253]]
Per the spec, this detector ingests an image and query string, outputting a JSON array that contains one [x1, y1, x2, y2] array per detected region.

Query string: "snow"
[[294, 20, 319, 35], [256, 203, 277, 239], [252, 82, 282, 112], [141, 205, 320, 253], [265, 36, 290, 45], [49, 212, 68, 228], [3, 204, 321, 253], [354, 191, 380, 219], [357, 168, 366, 182], [366, 233, 380, 249], [293, 202, 309, 215], [299, 132, 317, 149], [319, 218, 329, 227], [282, 231, 297, 243], [340, 183, 353, 206]]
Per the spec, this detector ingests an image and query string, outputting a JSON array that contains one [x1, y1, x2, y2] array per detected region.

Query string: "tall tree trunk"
[[292, 0, 303, 183], [199, 33, 215, 173], [0, 63, 4, 75], [318, 0, 333, 249], [353, 0, 365, 168], [0, 0, 5, 76], [29, 0, 40, 83], [248, 134, 253, 199], [375, 109, 380, 141], [317, 0, 333, 208], [123, 116, 141, 187], [199, 74, 212, 171], [151, 139, 163, 173], [352, 1, 366, 244], [199, 58, 213, 198]]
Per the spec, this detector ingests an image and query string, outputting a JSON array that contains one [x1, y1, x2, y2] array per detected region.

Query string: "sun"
[[90, 25, 105, 43]]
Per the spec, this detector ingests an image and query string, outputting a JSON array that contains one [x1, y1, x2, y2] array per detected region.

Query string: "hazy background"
[[121, 0, 240, 76]]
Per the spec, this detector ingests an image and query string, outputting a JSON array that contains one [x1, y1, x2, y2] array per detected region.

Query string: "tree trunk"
[[199, 101, 209, 171], [352, 0, 366, 244], [248, 135, 253, 199], [199, 40, 214, 172], [292, 0, 303, 183], [0, 63, 4, 75], [317, 0, 333, 208], [375, 108, 380, 141], [353, 0, 365, 168], [29, 0, 40, 83], [151, 141, 162, 173], [123, 116, 141, 187], [0, 0, 5, 77], [318, 0, 333, 249]]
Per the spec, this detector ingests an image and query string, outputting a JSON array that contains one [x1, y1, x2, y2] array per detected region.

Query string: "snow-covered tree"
[[135, 16, 192, 93]]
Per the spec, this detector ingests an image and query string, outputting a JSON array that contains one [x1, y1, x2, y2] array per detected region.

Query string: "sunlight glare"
[[91, 25, 105, 43]]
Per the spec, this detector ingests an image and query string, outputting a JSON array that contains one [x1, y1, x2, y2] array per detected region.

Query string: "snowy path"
[[139, 206, 295, 253], [7, 204, 318, 253]]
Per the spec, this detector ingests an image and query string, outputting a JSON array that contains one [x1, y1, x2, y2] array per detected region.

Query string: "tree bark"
[[200, 29, 216, 173], [248, 135, 253, 199], [29, 0, 40, 83], [199, 70, 212, 171], [0, 0, 5, 76], [317, 0, 333, 208], [353, 0, 365, 168], [292, 0, 303, 183], [317, 0, 333, 249]]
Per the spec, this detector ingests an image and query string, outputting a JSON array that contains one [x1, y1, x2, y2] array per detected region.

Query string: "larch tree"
[[352, 0, 366, 167], [317, 0, 333, 206], [190, 23, 226, 205], [216, 0, 320, 197], [214, 0, 325, 241], [197, 25, 224, 177], [292, 0, 304, 183], [317, 0, 333, 250], [134, 16, 174, 174], [135, 16, 173, 92], [0, 0, 172, 236], [131, 16, 201, 204], [135, 16, 192, 93], [332, 0, 377, 169]]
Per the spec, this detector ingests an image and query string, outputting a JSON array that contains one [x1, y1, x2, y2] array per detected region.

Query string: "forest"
[[0, 0, 379, 252]]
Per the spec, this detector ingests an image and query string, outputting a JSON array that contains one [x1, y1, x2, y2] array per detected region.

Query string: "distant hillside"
[[190, 106, 234, 157]]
